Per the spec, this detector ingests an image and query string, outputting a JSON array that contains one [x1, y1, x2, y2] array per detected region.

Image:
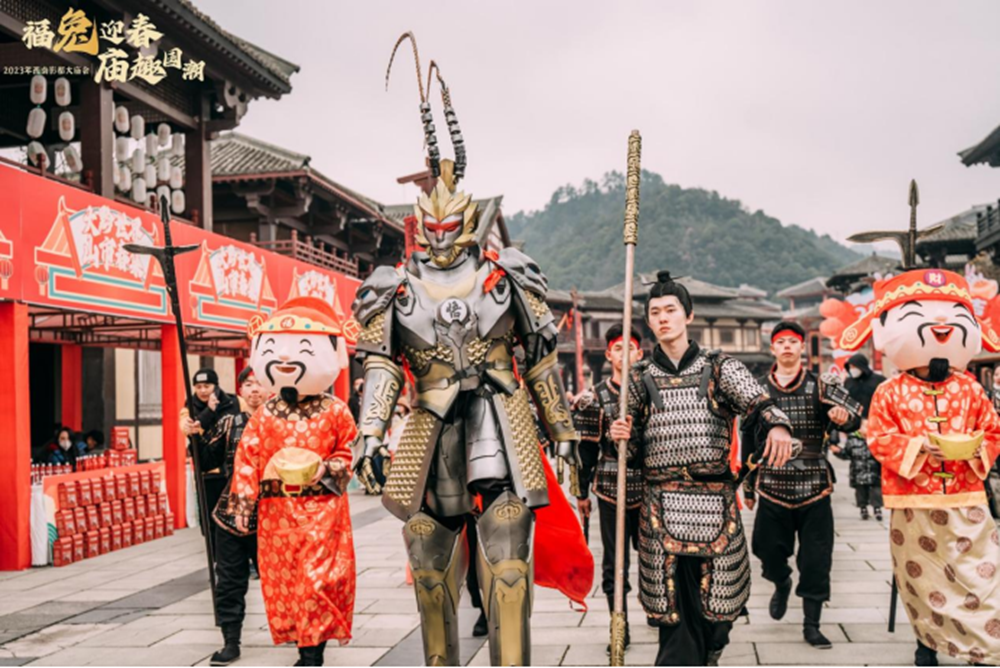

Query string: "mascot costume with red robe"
[[228, 296, 357, 667], [839, 269, 1000, 666]]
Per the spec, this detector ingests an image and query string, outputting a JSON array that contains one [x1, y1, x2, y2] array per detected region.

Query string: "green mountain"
[[506, 171, 861, 294]]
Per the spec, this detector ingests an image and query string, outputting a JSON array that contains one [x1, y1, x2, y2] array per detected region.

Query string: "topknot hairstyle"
[[645, 270, 693, 317]]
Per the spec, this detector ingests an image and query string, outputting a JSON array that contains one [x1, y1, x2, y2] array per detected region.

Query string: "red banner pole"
[[161, 324, 186, 529], [61, 344, 82, 432], [0, 302, 31, 570]]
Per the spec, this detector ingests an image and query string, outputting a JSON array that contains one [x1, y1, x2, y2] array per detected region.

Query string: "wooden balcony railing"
[[250, 230, 360, 278]]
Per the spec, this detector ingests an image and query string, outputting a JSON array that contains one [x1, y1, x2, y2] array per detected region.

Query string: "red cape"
[[402, 448, 595, 610], [534, 449, 594, 610]]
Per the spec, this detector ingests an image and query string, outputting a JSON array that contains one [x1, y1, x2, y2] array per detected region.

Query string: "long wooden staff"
[[125, 195, 217, 619], [610, 130, 641, 666]]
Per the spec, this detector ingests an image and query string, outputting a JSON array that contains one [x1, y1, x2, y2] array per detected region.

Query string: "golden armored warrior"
[[352, 33, 580, 667]]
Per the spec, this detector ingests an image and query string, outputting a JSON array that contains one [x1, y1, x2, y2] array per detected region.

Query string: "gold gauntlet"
[[524, 351, 579, 442], [359, 355, 404, 439]]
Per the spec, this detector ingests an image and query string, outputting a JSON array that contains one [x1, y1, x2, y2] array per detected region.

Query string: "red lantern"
[[0, 258, 11, 290], [35, 265, 49, 296]]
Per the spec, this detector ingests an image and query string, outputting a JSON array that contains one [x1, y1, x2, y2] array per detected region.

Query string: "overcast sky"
[[197, 1, 1000, 246]]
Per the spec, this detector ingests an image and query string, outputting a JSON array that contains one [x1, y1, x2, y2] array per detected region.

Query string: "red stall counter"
[[36, 462, 169, 566]]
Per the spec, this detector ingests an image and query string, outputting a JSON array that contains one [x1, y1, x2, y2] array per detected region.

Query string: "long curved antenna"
[[386, 31, 425, 101], [386, 32, 439, 177], [426, 60, 466, 183]]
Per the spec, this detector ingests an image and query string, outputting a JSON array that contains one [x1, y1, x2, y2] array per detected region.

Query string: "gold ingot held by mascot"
[[928, 431, 983, 462]]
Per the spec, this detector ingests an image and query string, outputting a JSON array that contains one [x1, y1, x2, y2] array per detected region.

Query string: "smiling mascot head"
[[838, 269, 1000, 381], [247, 296, 346, 405]]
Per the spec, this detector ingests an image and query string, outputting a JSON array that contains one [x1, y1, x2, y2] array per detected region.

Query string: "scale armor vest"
[[592, 381, 643, 506]]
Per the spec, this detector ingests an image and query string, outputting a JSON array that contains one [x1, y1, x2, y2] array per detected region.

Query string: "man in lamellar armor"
[[741, 321, 861, 650], [572, 322, 644, 654], [610, 271, 794, 667], [351, 158, 580, 666]]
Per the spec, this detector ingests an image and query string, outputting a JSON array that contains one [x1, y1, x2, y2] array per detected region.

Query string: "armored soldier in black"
[[610, 272, 794, 667], [572, 323, 644, 653], [742, 321, 860, 650]]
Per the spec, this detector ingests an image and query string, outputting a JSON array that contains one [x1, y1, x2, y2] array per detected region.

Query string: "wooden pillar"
[[80, 81, 115, 197], [161, 325, 186, 529], [184, 96, 213, 231], [0, 302, 31, 570], [61, 344, 82, 432]]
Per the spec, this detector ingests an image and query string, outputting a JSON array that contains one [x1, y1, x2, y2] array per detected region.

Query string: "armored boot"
[[803, 599, 832, 649], [403, 513, 468, 667], [476, 491, 533, 667]]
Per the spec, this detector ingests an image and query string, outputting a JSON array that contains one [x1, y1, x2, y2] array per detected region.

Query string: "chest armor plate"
[[643, 357, 734, 481], [770, 379, 826, 448], [395, 258, 518, 417], [594, 382, 643, 505]]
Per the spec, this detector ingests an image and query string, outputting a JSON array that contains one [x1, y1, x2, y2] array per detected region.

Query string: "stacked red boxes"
[[53, 537, 73, 566], [50, 466, 172, 567]]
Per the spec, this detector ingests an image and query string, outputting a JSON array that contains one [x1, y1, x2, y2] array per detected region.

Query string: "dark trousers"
[[655, 556, 732, 666], [214, 524, 258, 628], [854, 485, 883, 510], [465, 515, 483, 610], [751, 496, 834, 602], [598, 499, 640, 599]]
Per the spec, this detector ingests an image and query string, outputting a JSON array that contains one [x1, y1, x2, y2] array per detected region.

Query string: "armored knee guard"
[[476, 491, 534, 666], [403, 513, 468, 667]]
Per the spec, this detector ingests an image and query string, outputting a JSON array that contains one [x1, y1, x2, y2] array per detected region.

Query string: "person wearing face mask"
[[840, 353, 888, 521], [46, 427, 78, 469], [843, 353, 886, 415]]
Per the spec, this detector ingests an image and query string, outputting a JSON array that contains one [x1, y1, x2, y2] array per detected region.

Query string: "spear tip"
[[909, 179, 919, 208]]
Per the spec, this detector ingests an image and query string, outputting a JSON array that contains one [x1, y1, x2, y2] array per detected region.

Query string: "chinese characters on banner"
[[21, 11, 205, 85], [0, 165, 361, 346]]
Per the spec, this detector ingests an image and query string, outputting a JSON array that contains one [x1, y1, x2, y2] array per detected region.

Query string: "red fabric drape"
[[534, 451, 594, 609], [0, 302, 31, 569], [161, 325, 186, 529], [61, 344, 82, 432]]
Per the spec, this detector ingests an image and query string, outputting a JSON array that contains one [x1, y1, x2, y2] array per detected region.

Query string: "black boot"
[[706, 649, 724, 666], [874, 507, 883, 522], [769, 578, 793, 620], [210, 624, 241, 666], [914, 641, 938, 667], [860, 507, 870, 520], [295, 642, 326, 667], [803, 599, 832, 649], [473, 610, 488, 637]]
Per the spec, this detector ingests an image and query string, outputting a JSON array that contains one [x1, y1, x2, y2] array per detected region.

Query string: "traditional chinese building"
[[0, 0, 383, 571], [554, 274, 780, 392]]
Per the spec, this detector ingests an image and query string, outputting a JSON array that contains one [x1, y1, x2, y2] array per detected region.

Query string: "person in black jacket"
[[201, 367, 266, 666], [180, 367, 241, 554], [839, 353, 887, 521], [843, 353, 885, 415]]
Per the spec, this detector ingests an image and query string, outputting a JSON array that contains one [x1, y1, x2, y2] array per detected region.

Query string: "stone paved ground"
[[0, 458, 988, 666]]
